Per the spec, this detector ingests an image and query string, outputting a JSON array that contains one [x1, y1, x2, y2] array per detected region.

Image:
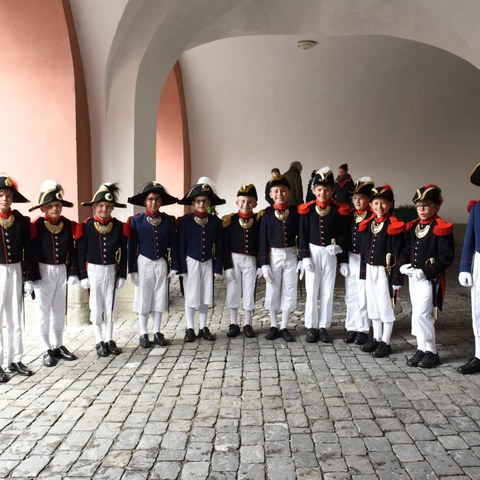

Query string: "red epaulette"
[[358, 214, 375, 232], [387, 215, 405, 235], [30, 221, 38, 239], [433, 217, 453, 236], [123, 221, 131, 238], [405, 218, 420, 231], [74, 222, 84, 240], [298, 200, 315, 215], [332, 200, 351, 215], [467, 200, 480, 213]]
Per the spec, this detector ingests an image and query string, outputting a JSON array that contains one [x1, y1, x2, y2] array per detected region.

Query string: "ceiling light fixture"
[[296, 40, 317, 50]]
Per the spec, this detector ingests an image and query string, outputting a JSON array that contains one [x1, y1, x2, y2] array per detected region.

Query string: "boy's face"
[[415, 202, 439, 221], [0, 190, 13, 214], [313, 185, 334, 203], [192, 195, 211, 214], [40, 201, 63, 221], [144, 193, 162, 214], [236, 196, 257, 215], [370, 198, 392, 218], [269, 186, 290, 206], [352, 193, 370, 211], [93, 201, 114, 220]]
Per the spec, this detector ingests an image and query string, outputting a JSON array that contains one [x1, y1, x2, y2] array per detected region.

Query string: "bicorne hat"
[[178, 182, 226, 206], [237, 183, 258, 200], [470, 163, 480, 186], [412, 184, 443, 205], [0, 175, 29, 203], [312, 167, 335, 187], [128, 181, 178, 206], [81, 182, 126, 208], [350, 176, 374, 197], [370, 184, 395, 205], [29, 180, 73, 211]]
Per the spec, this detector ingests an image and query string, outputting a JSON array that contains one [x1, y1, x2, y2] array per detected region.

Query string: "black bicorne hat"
[[0, 175, 29, 203], [29, 180, 73, 211], [312, 167, 335, 187], [470, 163, 480, 186], [81, 182, 127, 208], [412, 184, 443, 205], [350, 177, 374, 197], [267, 174, 291, 191], [128, 181, 178, 206], [237, 183, 258, 200], [178, 182, 226, 206], [371, 184, 395, 205]]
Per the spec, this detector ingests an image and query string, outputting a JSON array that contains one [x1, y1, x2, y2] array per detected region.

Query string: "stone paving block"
[[450, 449, 480, 467], [101, 450, 132, 468], [265, 440, 291, 457], [185, 442, 212, 462], [266, 456, 296, 480], [67, 459, 102, 477], [426, 454, 463, 476], [180, 461, 209, 479], [211, 451, 239, 472], [150, 461, 181, 479]]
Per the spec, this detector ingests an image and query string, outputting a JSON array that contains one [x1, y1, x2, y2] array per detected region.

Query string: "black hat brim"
[[81, 201, 127, 208], [128, 191, 178, 207], [29, 199, 74, 212], [470, 163, 480, 186]]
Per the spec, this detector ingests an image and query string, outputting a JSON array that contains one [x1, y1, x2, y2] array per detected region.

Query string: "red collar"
[[94, 215, 112, 225], [0, 209, 12, 220], [316, 200, 332, 208], [194, 211, 208, 218], [420, 216, 437, 225], [238, 211, 254, 219], [145, 209, 161, 218], [273, 203, 289, 210], [44, 215, 61, 225], [355, 209, 367, 215], [374, 215, 389, 223]]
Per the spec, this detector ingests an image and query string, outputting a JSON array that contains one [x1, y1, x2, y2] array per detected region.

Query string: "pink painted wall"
[[156, 63, 190, 217], [0, 0, 91, 221]]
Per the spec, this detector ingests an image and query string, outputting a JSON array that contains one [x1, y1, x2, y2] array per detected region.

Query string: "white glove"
[[399, 263, 414, 276], [256, 268, 263, 279], [262, 265, 273, 284], [412, 268, 426, 281], [303, 258, 314, 272], [459, 272, 473, 287], [214, 273, 223, 279], [392, 285, 402, 291], [24, 281, 34, 296], [168, 270, 177, 280], [130, 272, 139, 287], [296, 260, 305, 280], [80, 278, 90, 290], [116, 277, 125, 290], [326, 244, 343, 256], [226, 268, 236, 283], [67, 275, 79, 285], [339, 263, 349, 277]]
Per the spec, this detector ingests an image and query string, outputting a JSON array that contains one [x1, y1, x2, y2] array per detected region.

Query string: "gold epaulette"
[[256, 209, 265, 220], [222, 213, 234, 228]]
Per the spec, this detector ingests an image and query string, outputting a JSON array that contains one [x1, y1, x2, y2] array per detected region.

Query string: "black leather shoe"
[[373, 341, 391, 358], [43, 350, 58, 367], [305, 328, 318, 343], [361, 338, 378, 353], [154, 332, 169, 346], [318, 328, 332, 343], [199, 327, 216, 341], [280, 328, 295, 342], [243, 325, 255, 338], [265, 326, 279, 340], [418, 351, 439, 369], [53, 346, 77, 361], [9, 362, 34, 376], [184, 328, 196, 342], [457, 357, 480, 374], [406, 350, 425, 367], [355, 332, 369, 345], [96, 341, 109, 357], [107, 340, 122, 355], [227, 324, 241, 338], [139, 334, 153, 348], [344, 331, 357, 343], [0, 367, 9, 383]]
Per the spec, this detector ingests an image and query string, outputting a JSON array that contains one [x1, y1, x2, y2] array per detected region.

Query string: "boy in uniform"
[[177, 180, 225, 342], [399, 185, 454, 368], [30, 180, 78, 367], [0, 175, 34, 381], [259, 174, 299, 341], [76, 183, 128, 357], [223, 183, 262, 338], [458, 164, 480, 373], [340, 177, 374, 345], [298, 167, 350, 343], [358, 185, 404, 358], [127, 181, 178, 348]]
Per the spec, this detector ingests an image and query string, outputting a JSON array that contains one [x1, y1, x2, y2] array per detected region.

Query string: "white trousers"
[[304, 244, 337, 329], [0, 263, 23, 365], [133, 255, 168, 314], [184, 257, 213, 309], [365, 264, 395, 323], [34, 263, 67, 351], [226, 253, 256, 311], [88, 263, 117, 327], [408, 275, 435, 348], [344, 252, 369, 333], [471, 252, 480, 337], [264, 247, 297, 313]]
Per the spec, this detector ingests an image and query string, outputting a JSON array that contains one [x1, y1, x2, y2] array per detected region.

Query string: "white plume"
[[40, 179, 62, 193]]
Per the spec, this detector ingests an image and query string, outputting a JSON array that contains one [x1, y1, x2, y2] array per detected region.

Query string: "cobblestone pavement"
[[2, 256, 480, 479]]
